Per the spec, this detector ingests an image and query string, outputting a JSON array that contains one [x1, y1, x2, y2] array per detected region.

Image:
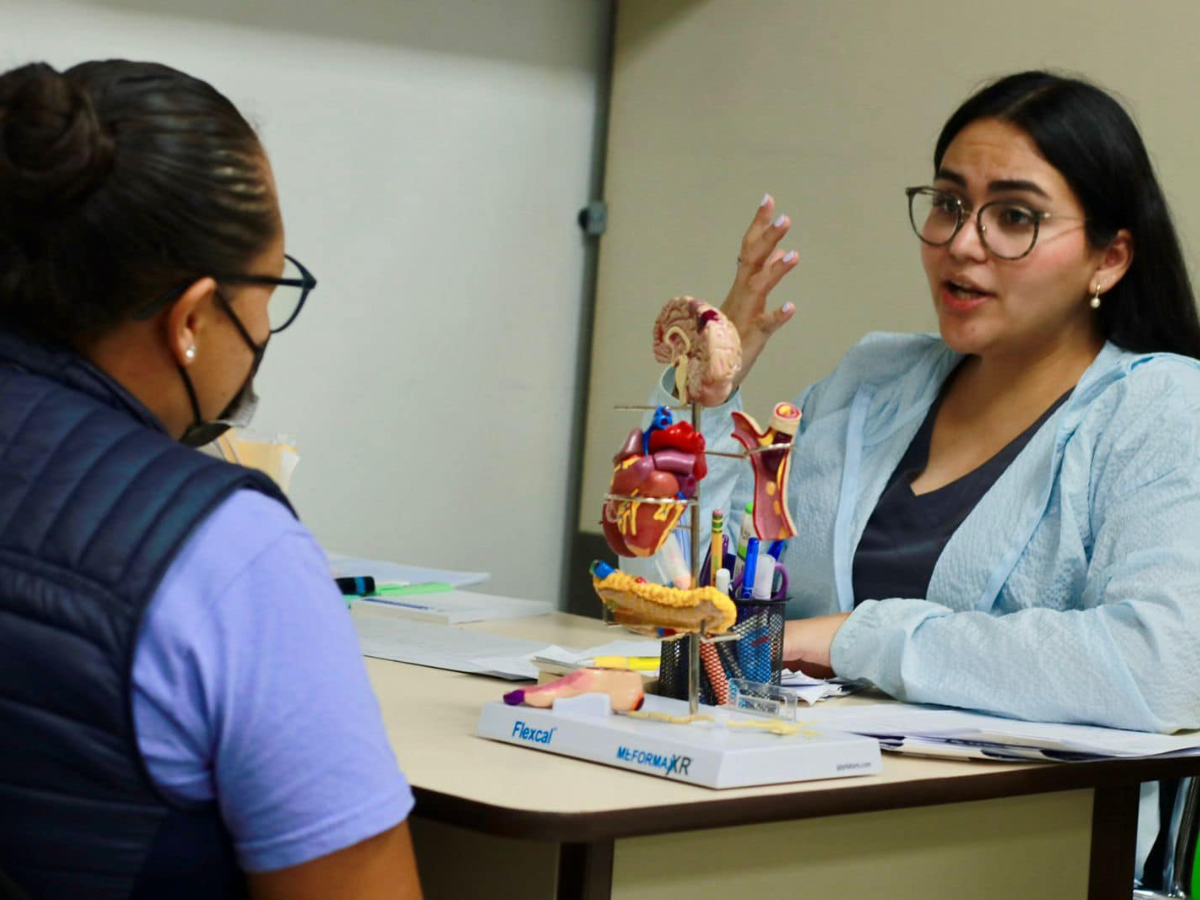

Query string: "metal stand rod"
[[688, 401, 703, 716], [687, 634, 700, 716], [610, 397, 710, 715]]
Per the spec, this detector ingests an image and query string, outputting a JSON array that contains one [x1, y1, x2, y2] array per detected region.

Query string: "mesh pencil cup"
[[657, 596, 788, 706]]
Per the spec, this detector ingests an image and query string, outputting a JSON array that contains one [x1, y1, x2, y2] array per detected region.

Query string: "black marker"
[[335, 575, 376, 596]]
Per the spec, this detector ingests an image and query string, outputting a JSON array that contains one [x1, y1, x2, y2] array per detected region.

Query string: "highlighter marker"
[[715, 567, 731, 597], [732, 502, 756, 583], [752, 558, 773, 601], [658, 531, 692, 589], [590, 560, 617, 580], [587, 656, 659, 671]]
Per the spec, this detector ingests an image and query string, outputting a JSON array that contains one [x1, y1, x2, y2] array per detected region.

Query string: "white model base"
[[475, 693, 881, 789]]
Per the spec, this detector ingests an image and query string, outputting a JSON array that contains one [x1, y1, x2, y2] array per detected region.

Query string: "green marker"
[[733, 502, 757, 583], [373, 581, 453, 597], [340, 579, 453, 606]]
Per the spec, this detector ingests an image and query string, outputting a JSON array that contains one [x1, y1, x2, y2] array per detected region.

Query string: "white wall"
[[0, 0, 609, 603]]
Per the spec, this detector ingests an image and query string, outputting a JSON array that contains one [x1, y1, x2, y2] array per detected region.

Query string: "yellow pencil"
[[711, 508, 724, 588]]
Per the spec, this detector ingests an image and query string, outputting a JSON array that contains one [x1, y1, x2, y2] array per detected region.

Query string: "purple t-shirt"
[[131, 490, 413, 873]]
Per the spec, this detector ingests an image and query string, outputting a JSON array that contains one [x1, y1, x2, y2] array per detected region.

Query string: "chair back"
[[1134, 776, 1199, 899]]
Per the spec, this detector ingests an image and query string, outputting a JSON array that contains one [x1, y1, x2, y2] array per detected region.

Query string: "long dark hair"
[[935, 71, 1200, 359], [0, 60, 278, 343]]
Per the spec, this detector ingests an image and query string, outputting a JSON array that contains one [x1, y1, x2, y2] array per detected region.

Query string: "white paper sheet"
[[799, 702, 1200, 759], [351, 612, 547, 680], [356, 590, 552, 625], [779, 670, 863, 705]]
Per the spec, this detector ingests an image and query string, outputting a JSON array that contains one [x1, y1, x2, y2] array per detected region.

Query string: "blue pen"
[[750, 558, 775, 682], [737, 538, 760, 678], [740, 538, 760, 600], [360, 596, 434, 612], [767, 540, 785, 560]]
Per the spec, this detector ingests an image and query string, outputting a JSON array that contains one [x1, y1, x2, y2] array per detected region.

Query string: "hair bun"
[[0, 62, 114, 208]]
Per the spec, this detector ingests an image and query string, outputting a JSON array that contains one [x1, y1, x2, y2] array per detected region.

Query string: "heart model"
[[601, 406, 706, 558]]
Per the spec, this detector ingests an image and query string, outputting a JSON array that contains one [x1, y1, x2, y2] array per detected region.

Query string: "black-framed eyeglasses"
[[905, 186, 1086, 261], [133, 253, 317, 334]]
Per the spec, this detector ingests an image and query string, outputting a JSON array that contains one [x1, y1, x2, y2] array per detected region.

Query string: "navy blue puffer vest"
[[0, 329, 293, 898]]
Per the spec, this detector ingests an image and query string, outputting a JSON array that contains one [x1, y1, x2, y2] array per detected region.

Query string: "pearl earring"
[[1089, 285, 1102, 310], [184, 346, 197, 361]]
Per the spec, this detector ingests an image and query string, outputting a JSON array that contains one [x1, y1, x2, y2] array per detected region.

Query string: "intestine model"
[[601, 405, 706, 558], [590, 561, 737, 635], [653, 296, 742, 406], [730, 402, 801, 542]]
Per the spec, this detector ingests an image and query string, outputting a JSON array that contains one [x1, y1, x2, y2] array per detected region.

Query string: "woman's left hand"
[[782, 613, 852, 679]]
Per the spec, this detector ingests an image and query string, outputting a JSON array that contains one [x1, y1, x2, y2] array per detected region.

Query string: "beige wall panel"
[[580, 0, 1200, 532], [612, 790, 1093, 900]]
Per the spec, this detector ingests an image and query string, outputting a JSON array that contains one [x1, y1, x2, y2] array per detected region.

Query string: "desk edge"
[[411, 753, 1200, 842]]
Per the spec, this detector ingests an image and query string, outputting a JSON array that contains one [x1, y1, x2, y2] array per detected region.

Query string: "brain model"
[[653, 297, 742, 406], [601, 406, 706, 558]]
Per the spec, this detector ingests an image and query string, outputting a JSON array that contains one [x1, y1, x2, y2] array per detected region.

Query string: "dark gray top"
[[852, 382, 1070, 605]]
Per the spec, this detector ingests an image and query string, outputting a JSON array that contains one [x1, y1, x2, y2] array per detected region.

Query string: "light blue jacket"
[[653, 332, 1200, 733]]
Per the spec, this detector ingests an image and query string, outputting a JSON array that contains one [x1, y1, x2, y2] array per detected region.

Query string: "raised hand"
[[721, 193, 800, 389]]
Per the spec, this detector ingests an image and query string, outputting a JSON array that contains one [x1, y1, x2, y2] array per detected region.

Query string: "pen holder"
[[656, 596, 787, 706]]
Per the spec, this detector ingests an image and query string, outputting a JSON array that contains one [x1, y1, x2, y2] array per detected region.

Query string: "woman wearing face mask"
[[670, 70, 1200, 736], [0, 61, 422, 897]]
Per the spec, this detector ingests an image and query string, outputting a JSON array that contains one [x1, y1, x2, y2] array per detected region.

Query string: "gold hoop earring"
[[1089, 285, 1102, 310]]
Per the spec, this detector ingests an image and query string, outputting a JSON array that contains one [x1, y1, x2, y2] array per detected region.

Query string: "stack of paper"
[[800, 703, 1200, 761], [355, 589, 552, 625], [351, 612, 549, 680]]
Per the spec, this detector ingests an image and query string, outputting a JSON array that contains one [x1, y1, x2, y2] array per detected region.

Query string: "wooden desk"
[[366, 612, 1198, 900]]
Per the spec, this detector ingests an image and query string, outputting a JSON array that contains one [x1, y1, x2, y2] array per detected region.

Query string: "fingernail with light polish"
[[760, 192, 771, 207], [783, 250, 798, 263], [783, 301, 795, 314], [773, 215, 787, 228]]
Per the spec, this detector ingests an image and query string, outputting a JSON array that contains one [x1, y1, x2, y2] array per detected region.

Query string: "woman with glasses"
[[0, 61, 421, 897], [670, 70, 1200, 736]]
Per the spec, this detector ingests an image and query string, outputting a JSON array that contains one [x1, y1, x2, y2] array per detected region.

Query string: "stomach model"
[[601, 406, 706, 558], [730, 402, 801, 542], [591, 561, 737, 635], [653, 296, 742, 406]]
